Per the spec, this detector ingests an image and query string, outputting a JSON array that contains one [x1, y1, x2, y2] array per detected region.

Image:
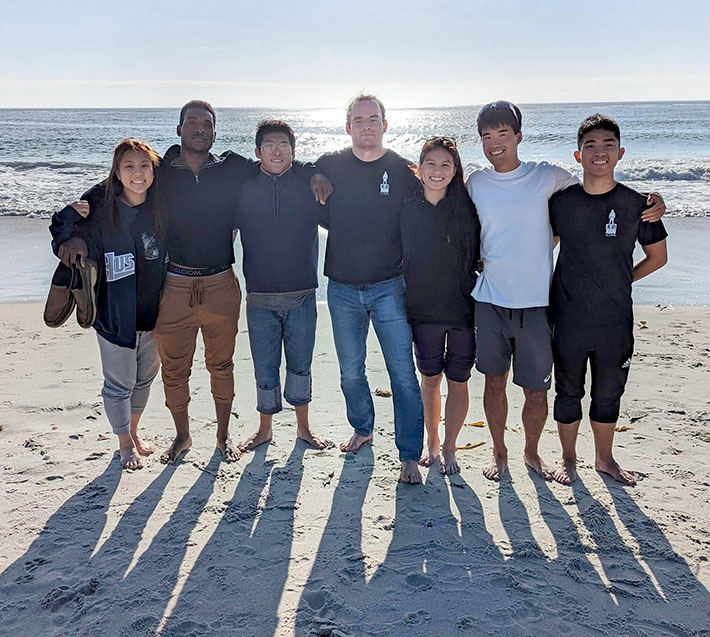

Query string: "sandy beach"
[[0, 301, 708, 636]]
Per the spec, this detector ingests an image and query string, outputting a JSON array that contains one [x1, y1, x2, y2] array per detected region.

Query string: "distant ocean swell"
[[1, 159, 708, 219]]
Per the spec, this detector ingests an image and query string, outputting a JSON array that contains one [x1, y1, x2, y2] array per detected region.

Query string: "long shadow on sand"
[[158, 442, 311, 636], [296, 462, 506, 636], [0, 458, 124, 636]]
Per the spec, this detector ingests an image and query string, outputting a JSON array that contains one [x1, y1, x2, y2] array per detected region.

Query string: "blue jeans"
[[246, 293, 317, 414], [327, 276, 423, 462]]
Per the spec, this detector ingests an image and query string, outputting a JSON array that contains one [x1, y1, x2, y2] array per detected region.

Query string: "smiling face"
[[177, 107, 216, 153], [575, 128, 625, 179], [116, 149, 154, 205], [480, 124, 522, 172], [346, 99, 387, 153], [419, 147, 456, 196], [256, 131, 293, 175]]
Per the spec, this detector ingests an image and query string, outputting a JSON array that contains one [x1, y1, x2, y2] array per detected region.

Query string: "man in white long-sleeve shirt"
[[466, 100, 665, 482]]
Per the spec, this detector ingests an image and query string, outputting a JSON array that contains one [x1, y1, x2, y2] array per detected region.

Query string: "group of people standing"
[[47, 94, 668, 487]]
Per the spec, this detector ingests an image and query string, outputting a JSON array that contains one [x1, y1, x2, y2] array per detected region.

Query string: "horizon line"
[[1, 98, 709, 111]]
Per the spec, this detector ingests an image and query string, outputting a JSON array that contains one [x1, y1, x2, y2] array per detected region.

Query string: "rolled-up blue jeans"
[[327, 276, 423, 462], [246, 293, 317, 414]]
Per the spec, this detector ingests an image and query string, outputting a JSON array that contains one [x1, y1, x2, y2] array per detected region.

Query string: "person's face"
[[419, 147, 456, 194], [177, 107, 216, 153], [255, 131, 293, 175], [574, 128, 624, 178], [480, 124, 522, 169], [117, 150, 154, 200], [346, 100, 387, 151]]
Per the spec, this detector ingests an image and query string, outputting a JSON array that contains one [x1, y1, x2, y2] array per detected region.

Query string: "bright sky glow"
[[2, 0, 709, 108]]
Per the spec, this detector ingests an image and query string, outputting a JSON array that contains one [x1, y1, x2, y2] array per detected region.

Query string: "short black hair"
[[476, 100, 522, 135], [179, 100, 216, 126], [577, 113, 621, 149], [255, 120, 296, 150]]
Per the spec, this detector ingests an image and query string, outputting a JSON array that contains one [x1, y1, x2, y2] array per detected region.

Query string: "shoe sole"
[[43, 266, 78, 328], [74, 260, 98, 328]]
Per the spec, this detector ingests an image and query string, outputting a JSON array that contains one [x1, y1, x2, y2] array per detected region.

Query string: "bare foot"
[[131, 432, 155, 456], [237, 428, 272, 452], [399, 460, 422, 484], [217, 436, 240, 463], [119, 446, 143, 470], [339, 433, 373, 454], [596, 459, 636, 485], [419, 438, 440, 467], [553, 457, 578, 485], [297, 428, 332, 450], [483, 452, 508, 481], [159, 435, 192, 465], [439, 448, 460, 475], [524, 452, 553, 480]]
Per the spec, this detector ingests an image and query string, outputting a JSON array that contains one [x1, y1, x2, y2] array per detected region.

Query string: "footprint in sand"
[[404, 572, 433, 592]]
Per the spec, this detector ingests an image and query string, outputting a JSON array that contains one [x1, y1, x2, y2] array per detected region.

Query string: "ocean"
[[1, 102, 709, 219], [0, 102, 708, 304]]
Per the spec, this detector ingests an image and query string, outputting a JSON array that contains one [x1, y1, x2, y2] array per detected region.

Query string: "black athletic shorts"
[[411, 323, 476, 383], [552, 322, 634, 424]]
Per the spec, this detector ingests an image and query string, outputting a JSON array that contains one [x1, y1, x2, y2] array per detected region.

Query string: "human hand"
[[643, 192, 666, 222], [58, 237, 88, 268], [310, 174, 333, 205], [71, 200, 90, 218]]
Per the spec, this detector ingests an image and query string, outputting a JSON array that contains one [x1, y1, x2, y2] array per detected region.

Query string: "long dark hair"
[[416, 136, 477, 272], [101, 139, 167, 236]]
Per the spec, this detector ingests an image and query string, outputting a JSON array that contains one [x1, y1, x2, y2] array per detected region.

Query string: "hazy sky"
[[2, 0, 709, 108]]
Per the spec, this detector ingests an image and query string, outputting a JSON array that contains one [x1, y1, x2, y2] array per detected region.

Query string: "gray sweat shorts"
[[474, 301, 552, 391]]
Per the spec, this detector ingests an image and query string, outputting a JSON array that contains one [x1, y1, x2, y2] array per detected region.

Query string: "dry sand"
[[0, 302, 709, 636]]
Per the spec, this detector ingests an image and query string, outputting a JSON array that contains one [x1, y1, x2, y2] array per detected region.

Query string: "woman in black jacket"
[[400, 137, 481, 474], [50, 139, 168, 470]]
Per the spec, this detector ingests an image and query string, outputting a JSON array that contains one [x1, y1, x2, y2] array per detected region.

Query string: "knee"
[[420, 373, 443, 391], [523, 388, 548, 406], [484, 373, 507, 393]]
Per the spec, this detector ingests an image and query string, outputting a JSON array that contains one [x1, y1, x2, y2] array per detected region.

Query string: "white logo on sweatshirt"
[[379, 171, 390, 195], [605, 210, 617, 237], [105, 252, 135, 282], [621, 358, 631, 369]]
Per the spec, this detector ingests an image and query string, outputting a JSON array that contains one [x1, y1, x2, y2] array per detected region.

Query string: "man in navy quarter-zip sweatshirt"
[[234, 120, 330, 453]]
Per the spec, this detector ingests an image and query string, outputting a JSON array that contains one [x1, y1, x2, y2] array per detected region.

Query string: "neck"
[[423, 185, 446, 206], [493, 157, 521, 173], [582, 173, 617, 195], [352, 144, 386, 162], [261, 164, 291, 177], [119, 191, 146, 207], [180, 146, 210, 175]]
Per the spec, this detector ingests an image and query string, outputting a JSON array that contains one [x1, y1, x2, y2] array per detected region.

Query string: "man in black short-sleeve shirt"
[[316, 94, 425, 484], [549, 114, 668, 487]]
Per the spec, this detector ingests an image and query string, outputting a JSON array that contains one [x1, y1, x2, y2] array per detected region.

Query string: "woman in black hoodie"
[[50, 139, 168, 470], [400, 137, 481, 474]]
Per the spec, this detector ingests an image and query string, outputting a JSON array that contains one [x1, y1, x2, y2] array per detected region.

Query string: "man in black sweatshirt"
[[234, 120, 330, 453], [317, 94, 424, 484]]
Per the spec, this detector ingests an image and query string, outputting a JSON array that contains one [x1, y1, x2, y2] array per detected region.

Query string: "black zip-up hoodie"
[[236, 167, 327, 293], [400, 187, 481, 327], [49, 187, 167, 348]]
